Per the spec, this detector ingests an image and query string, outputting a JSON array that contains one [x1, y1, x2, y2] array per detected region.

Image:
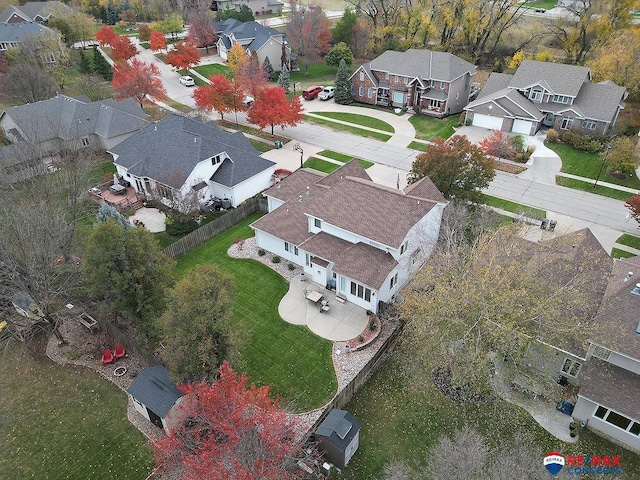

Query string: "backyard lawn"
[[173, 213, 337, 411], [409, 114, 458, 141], [290, 63, 339, 88], [0, 341, 154, 479]]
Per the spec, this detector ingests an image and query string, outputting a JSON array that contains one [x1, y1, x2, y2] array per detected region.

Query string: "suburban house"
[[464, 60, 627, 136], [109, 114, 276, 213], [251, 161, 448, 314], [213, 19, 290, 71], [127, 365, 185, 432], [348, 49, 476, 117], [0, 21, 61, 54], [0, 1, 72, 24], [211, 0, 284, 15]]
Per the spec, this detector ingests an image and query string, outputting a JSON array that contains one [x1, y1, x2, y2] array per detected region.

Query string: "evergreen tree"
[[95, 203, 131, 229], [78, 49, 92, 74], [106, 0, 117, 25], [277, 63, 290, 93], [334, 58, 352, 105], [262, 56, 275, 81], [92, 45, 112, 80]]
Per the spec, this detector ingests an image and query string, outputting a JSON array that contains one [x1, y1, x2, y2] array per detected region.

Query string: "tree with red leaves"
[[479, 130, 514, 159], [286, 6, 331, 74], [166, 41, 201, 70], [626, 195, 640, 225], [149, 30, 167, 53], [188, 14, 217, 53], [247, 86, 303, 135], [236, 51, 268, 98], [112, 58, 166, 107], [193, 74, 236, 120], [95, 25, 117, 47], [110, 35, 138, 62], [155, 362, 319, 480]]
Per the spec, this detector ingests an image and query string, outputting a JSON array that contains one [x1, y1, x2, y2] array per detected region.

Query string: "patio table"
[[305, 291, 323, 303]]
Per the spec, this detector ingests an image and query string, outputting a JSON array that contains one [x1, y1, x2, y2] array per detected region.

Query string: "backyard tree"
[[409, 135, 495, 203], [324, 42, 354, 67], [262, 56, 275, 81], [350, 20, 370, 62], [286, 5, 331, 74], [160, 265, 236, 383], [110, 35, 138, 62], [155, 362, 319, 479], [84, 220, 175, 342], [331, 7, 357, 45], [277, 63, 291, 93], [166, 40, 201, 70], [138, 24, 151, 42], [0, 59, 57, 103], [112, 58, 166, 107], [607, 136, 640, 176], [236, 51, 268, 98], [188, 13, 217, 53], [92, 45, 113, 80], [95, 25, 117, 46], [333, 58, 352, 105], [193, 74, 236, 120], [149, 30, 167, 53], [247, 85, 303, 135], [588, 27, 640, 98]]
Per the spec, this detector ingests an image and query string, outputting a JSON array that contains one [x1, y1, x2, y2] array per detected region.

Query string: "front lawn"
[[310, 112, 395, 133], [0, 341, 154, 479], [304, 157, 340, 173], [317, 150, 374, 168], [303, 115, 392, 142], [409, 114, 458, 141], [173, 213, 337, 411], [611, 247, 636, 259], [192, 63, 231, 79], [556, 177, 632, 201], [547, 143, 640, 190], [616, 233, 640, 250], [481, 194, 546, 219]]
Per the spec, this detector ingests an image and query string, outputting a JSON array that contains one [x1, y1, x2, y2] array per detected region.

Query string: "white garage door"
[[512, 119, 533, 135], [472, 113, 503, 130]]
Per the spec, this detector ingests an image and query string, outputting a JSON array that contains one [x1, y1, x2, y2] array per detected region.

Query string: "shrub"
[[369, 318, 377, 331], [512, 135, 526, 153], [66, 349, 82, 360], [272, 255, 281, 263], [546, 128, 559, 143], [287, 263, 295, 271], [258, 248, 266, 256], [166, 217, 198, 236], [358, 335, 364, 343], [560, 130, 603, 154]]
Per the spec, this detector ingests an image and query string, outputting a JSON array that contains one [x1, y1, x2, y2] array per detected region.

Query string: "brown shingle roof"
[[404, 176, 447, 203], [316, 159, 371, 187], [332, 243, 398, 290], [262, 168, 325, 202], [578, 359, 640, 421], [299, 232, 352, 262]]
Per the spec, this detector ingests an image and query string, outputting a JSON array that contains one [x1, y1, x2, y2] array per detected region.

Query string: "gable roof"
[[1, 94, 148, 142], [214, 20, 284, 53], [363, 49, 476, 82], [127, 365, 183, 418], [568, 82, 627, 122], [316, 158, 371, 187], [465, 87, 545, 121], [0, 1, 71, 23], [265, 169, 325, 202], [509, 60, 590, 97], [110, 114, 275, 189], [0, 21, 54, 44], [404, 176, 447, 204]]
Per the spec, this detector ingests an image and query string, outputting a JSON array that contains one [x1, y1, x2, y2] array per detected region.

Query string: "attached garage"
[[471, 114, 504, 130], [512, 119, 535, 135]]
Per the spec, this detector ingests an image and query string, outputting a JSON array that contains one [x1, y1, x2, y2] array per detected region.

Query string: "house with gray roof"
[[211, 0, 284, 16], [214, 19, 290, 72], [0, 1, 72, 24], [348, 49, 476, 117], [109, 114, 276, 213], [0, 21, 60, 52], [251, 160, 448, 313], [464, 60, 627, 136]]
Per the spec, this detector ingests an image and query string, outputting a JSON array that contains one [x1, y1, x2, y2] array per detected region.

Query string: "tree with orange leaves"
[[192, 74, 237, 120], [626, 195, 640, 225], [95, 25, 117, 47], [247, 86, 303, 135], [236, 51, 268, 98], [110, 35, 137, 62], [112, 58, 166, 107], [154, 362, 319, 480], [149, 30, 167, 53], [226, 42, 248, 79], [166, 41, 201, 70]]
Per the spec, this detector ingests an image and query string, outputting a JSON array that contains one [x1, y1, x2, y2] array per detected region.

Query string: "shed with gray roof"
[[127, 365, 184, 431]]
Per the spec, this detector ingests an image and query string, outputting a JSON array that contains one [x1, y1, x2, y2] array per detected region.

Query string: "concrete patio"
[[279, 274, 369, 341]]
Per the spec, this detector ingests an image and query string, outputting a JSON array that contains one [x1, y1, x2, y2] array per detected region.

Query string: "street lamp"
[[293, 142, 303, 168], [594, 144, 612, 188]]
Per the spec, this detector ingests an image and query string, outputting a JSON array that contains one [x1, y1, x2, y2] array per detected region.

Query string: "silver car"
[[318, 86, 335, 101]]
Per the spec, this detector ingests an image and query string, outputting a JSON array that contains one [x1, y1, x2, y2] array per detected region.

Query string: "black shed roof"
[[126, 365, 183, 418]]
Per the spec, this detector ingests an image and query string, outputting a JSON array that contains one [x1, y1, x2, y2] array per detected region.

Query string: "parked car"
[[302, 86, 324, 100], [243, 95, 254, 107], [179, 75, 195, 87], [318, 86, 335, 101]]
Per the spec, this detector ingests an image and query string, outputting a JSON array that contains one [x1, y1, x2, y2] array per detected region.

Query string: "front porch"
[[279, 274, 369, 341]]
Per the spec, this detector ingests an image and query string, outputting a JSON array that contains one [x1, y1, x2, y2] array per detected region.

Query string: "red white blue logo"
[[544, 452, 565, 476]]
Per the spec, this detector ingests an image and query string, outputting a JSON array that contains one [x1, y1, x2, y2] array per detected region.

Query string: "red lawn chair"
[[101, 348, 114, 365], [114, 343, 125, 360]]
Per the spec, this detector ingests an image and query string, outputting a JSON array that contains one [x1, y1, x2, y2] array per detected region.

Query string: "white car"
[[179, 75, 195, 87], [318, 86, 335, 101], [243, 95, 254, 107]]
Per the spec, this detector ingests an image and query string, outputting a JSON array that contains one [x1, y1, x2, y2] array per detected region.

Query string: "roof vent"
[[194, 137, 197, 142], [298, 195, 302, 203], [154, 126, 157, 131], [632, 283, 640, 295], [624, 272, 633, 282]]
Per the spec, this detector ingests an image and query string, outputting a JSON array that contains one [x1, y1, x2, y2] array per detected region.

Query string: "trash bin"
[[549, 220, 557, 231], [540, 218, 549, 229], [274, 140, 283, 149]]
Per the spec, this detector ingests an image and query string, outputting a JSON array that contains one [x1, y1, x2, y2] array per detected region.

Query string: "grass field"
[[0, 341, 154, 479], [290, 63, 340, 88], [304, 157, 340, 173], [409, 115, 458, 141], [408, 140, 429, 151], [173, 213, 337, 411], [193, 63, 231, 79], [303, 115, 391, 141], [481, 194, 546, 219], [556, 177, 633, 201], [611, 248, 636, 259], [310, 112, 395, 133], [616, 234, 640, 250]]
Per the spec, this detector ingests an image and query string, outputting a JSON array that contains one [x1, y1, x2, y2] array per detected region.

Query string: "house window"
[[429, 99, 440, 109], [359, 71, 364, 81], [582, 119, 597, 130], [294, 246, 298, 256], [595, 406, 607, 419], [314, 218, 321, 228], [431, 80, 436, 87], [631, 423, 640, 436], [553, 95, 571, 104], [394, 74, 399, 82], [367, 88, 373, 98], [440, 81, 445, 89], [561, 117, 574, 130], [305, 253, 310, 267], [350, 85, 355, 95], [403, 76, 408, 84], [81, 137, 90, 147], [393, 92, 405, 104], [350, 281, 371, 302], [530, 89, 543, 101], [591, 345, 611, 361], [385, 72, 389, 79], [358, 86, 364, 97], [400, 241, 408, 255], [561, 358, 582, 377], [284, 241, 289, 252], [211, 155, 221, 165], [594, 406, 640, 436], [390, 273, 398, 289]]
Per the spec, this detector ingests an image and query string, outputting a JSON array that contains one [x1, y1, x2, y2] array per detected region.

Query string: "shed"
[[11, 291, 45, 320], [127, 365, 184, 431], [315, 409, 360, 469]]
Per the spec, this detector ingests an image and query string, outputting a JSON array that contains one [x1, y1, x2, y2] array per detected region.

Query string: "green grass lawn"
[[409, 114, 458, 141], [310, 112, 395, 133], [250, 139, 273, 153], [317, 150, 374, 168], [303, 115, 392, 142], [304, 157, 340, 173], [611, 247, 636, 259], [173, 213, 337, 411], [290, 63, 340, 87], [547, 143, 640, 190], [524, 0, 557, 9], [176, 69, 207, 87], [193, 63, 231, 79], [0, 341, 154, 479], [616, 234, 640, 250], [481, 194, 546, 219], [556, 177, 633, 201], [408, 140, 429, 151], [340, 347, 640, 479]]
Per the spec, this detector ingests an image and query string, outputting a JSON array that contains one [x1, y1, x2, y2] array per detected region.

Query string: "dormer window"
[[314, 218, 321, 228], [553, 94, 571, 104], [211, 155, 222, 165], [530, 89, 543, 102]]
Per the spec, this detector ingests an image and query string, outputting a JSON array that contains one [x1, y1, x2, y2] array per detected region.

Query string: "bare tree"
[[0, 60, 57, 103], [426, 427, 488, 480]]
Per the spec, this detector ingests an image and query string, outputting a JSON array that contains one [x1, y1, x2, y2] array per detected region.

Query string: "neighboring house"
[[127, 365, 185, 432], [571, 256, 640, 451], [464, 60, 627, 136], [211, 0, 284, 15], [0, 1, 72, 24], [109, 114, 276, 213], [0, 21, 60, 54], [214, 19, 289, 71], [348, 49, 476, 117], [251, 160, 448, 314]]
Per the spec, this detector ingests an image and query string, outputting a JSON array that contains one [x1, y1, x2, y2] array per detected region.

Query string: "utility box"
[[315, 409, 360, 469]]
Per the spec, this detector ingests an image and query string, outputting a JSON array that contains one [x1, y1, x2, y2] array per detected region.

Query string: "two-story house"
[[0, 1, 72, 24], [251, 160, 448, 314], [348, 49, 476, 117], [214, 19, 289, 72], [0, 21, 61, 54], [109, 114, 276, 213], [465, 60, 627, 136], [211, 0, 284, 15]]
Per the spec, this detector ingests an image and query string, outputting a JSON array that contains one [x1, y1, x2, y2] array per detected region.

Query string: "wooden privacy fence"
[[162, 198, 268, 259]]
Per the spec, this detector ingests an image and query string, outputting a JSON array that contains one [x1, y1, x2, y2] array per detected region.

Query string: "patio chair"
[[101, 348, 114, 365], [114, 343, 125, 360]]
